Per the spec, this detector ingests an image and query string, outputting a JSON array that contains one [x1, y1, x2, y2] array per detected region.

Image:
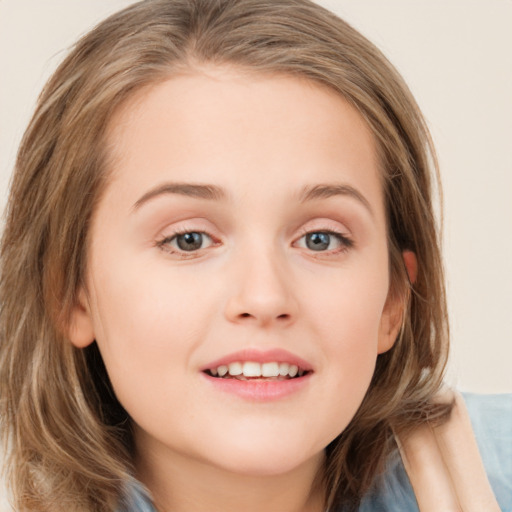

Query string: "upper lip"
[[201, 348, 313, 372]]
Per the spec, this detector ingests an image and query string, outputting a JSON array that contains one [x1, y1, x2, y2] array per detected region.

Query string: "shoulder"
[[117, 481, 156, 512], [355, 393, 512, 512], [118, 394, 512, 512]]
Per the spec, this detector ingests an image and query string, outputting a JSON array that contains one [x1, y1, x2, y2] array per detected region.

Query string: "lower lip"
[[201, 373, 312, 401]]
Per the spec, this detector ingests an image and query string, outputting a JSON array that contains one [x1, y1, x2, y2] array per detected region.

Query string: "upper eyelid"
[[294, 222, 351, 240], [158, 229, 216, 244], [297, 216, 351, 229], [157, 220, 220, 240], [295, 229, 353, 244], [297, 225, 348, 235], [157, 223, 351, 239], [154, 216, 353, 243]]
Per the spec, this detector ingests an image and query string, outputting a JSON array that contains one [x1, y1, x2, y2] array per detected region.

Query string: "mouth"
[[204, 361, 310, 380]]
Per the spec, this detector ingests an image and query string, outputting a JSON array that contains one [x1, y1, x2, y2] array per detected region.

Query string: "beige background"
[[0, 0, 511, 509], [1, 0, 511, 393]]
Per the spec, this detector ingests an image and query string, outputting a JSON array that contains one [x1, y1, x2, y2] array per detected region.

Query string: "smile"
[[205, 361, 307, 379], [201, 349, 313, 400]]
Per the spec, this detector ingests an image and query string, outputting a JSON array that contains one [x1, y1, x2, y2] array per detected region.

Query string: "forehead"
[[102, 66, 383, 214]]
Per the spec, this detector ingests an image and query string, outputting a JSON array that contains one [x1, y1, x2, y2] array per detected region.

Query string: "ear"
[[67, 287, 95, 348], [377, 250, 418, 354], [403, 250, 418, 284]]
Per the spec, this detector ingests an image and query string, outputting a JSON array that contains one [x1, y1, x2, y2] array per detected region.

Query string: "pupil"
[[177, 232, 203, 251], [306, 232, 330, 251]]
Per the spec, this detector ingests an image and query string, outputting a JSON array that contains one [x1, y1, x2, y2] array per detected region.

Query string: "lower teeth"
[[210, 373, 297, 380], [233, 375, 290, 380]]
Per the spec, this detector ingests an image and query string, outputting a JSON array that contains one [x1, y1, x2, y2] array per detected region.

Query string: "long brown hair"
[[0, 1, 450, 510]]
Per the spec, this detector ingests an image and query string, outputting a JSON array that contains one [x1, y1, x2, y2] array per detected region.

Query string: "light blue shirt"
[[119, 393, 512, 511]]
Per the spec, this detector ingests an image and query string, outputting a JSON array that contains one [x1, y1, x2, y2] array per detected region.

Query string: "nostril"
[[238, 312, 290, 321]]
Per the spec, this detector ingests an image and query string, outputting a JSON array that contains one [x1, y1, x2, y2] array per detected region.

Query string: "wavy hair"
[[0, 1, 450, 510]]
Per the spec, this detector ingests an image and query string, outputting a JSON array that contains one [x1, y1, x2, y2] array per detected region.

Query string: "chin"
[[197, 426, 328, 477], [213, 449, 325, 478]]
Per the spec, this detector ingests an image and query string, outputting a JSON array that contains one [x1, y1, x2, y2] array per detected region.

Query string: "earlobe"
[[377, 250, 418, 354], [68, 288, 95, 348], [377, 295, 404, 354]]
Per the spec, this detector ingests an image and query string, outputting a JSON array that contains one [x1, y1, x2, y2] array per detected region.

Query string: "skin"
[[398, 389, 501, 512], [69, 66, 409, 512]]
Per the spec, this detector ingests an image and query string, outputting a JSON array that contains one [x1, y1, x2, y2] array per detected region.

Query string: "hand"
[[396, 389, 501, 511]]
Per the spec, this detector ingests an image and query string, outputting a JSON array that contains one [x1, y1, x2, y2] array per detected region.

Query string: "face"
[[71, 67, 402, 479]]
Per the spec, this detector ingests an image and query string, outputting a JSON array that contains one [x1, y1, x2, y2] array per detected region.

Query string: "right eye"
[[158, 231, 215, 254]]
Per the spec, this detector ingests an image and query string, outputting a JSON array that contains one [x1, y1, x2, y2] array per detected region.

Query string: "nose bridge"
[[224, 236, 297, 326]]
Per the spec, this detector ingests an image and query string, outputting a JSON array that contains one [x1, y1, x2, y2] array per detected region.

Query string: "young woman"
[[0, 1, 509, 511]]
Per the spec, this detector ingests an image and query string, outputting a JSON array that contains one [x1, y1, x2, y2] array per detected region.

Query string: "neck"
[[134, 439, 326, 512]]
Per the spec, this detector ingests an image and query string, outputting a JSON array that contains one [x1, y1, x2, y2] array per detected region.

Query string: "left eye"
[[161, 232, 213, 252], [296, 231, 349, 252]]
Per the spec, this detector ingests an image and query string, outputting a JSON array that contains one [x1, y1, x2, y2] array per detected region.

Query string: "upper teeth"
[[210, 362, 303, 378]]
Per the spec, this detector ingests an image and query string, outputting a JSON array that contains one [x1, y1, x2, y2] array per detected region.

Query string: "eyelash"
[[156, 228, 354, 258], [156, 228, 218, 258], [294, 228, 354, 255]]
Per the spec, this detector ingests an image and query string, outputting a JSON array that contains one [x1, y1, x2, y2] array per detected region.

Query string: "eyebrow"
[[298, 183, 374, 217], [132, 182, 227, 210], [131, 180, 374, 217]]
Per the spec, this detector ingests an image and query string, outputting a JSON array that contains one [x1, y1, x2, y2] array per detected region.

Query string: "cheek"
[[90, 245, 209, 339], [86, 257, 211, 407], [301, 264, 389, 427], [306, 260, 389, 352]]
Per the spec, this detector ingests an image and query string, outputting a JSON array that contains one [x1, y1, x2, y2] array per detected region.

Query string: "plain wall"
[[1, 0, 511, 384], [0, 1, 511, 510], [323, 0, 512, 395], [1, 1, 511, 394]]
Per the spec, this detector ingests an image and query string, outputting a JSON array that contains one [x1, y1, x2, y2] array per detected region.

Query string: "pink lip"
[[200, 348, 313, 402], [200, 348, 313, 372], [201, 372, 312, 401]]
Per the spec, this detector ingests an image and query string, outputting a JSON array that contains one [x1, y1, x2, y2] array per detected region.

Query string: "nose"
[[224, 246, 298, 328]]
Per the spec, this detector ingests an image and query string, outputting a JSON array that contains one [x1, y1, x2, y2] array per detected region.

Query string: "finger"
[[397, 423, 460, 511], [432, 391, 501, 512]]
